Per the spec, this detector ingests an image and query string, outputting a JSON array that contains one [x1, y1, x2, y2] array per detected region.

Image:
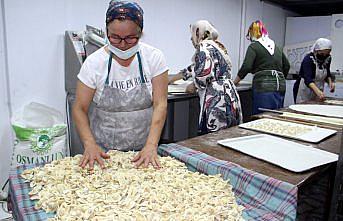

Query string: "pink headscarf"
[[246, 20, 268, 41]]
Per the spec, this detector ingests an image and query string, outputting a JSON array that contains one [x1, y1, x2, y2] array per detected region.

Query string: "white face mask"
[[108, 43, 139, 60]]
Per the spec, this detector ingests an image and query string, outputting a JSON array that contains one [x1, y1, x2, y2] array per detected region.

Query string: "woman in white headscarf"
[[171, 20, 242, 134], [293, 38, 335, 103]]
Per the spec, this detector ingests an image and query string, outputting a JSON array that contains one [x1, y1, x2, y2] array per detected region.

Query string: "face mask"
[[316, 54, 330, 62], [316, 53, 329, 61], [108, 43, 139, 60]]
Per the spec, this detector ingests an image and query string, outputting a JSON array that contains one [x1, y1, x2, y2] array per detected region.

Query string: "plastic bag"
[[11, 102, 68, 167]]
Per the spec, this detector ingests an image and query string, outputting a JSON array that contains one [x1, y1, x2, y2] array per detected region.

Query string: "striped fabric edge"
[[158, 143, 298, 221], [9, 164, 54, 221]]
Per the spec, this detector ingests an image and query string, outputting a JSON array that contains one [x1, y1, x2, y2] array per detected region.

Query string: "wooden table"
[[177, 100, 343, 220], [178, 127, 341, 186]]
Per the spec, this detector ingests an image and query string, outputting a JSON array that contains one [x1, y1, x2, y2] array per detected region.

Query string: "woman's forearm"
[[72, 104, 96, 148], [168, 72, 183, 84], [145, 101, 167, 148], [308, 82, 322, 96], [327, 77, 332, 85]]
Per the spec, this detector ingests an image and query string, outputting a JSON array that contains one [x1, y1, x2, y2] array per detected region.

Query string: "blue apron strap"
[[106, 51, 144, 85], [105, 52, 113, 85], [137, 51, 145, 83]]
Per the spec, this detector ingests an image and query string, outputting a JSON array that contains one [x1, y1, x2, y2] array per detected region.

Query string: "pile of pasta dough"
[[21, 150, 244, 221]]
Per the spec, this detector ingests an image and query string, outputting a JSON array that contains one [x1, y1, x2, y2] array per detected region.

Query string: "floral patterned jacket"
[[181, 40, 242, 133]]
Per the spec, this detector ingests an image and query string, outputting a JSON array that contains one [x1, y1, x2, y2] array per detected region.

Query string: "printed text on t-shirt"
[[109, 74, 150, 91]]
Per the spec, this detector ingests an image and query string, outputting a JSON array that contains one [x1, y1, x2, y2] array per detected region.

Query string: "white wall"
[[3, 0, 290, 115], [0, 0, 13, 189], [239, 0, 262, 68], [138, 0, 242, 75], [331, 14, 343, 74], [4, 0, 110, 114], [0, 0, 290, 182], [285, 16, 331, 45], [262, 2, 298, 47], [243, 1, 297, 58]]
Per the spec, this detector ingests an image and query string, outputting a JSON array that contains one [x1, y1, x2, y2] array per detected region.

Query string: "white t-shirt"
[[77, 42, 169, 104]]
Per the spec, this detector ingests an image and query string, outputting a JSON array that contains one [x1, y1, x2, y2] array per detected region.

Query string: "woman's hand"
[[79, 143, 110, 170], [233, 76, 241, 86], [131, 144, 161, 169], [329, 81, 335, 93], [186, 83, 196, 93], [73, 81, 110, 170], [309, 82, 325, 101], [316, 90, 325, 101]]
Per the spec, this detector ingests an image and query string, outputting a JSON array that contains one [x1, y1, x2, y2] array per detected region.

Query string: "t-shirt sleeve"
[[77, 58, 97, 89], [150, 49, 169, 78]]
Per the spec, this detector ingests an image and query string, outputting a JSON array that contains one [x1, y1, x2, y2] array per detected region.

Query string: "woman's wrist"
[[83, 139, 97, 148], [315, 89, 324, 97], [233, 76, 241, 84], [145, 141, 158, 149]]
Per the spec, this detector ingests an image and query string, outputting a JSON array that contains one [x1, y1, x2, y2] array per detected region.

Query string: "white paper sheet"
[[218, 134, 338, 172]]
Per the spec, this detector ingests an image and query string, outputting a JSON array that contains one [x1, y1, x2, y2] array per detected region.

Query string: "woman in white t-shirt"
[[72, 1, 168, 170]]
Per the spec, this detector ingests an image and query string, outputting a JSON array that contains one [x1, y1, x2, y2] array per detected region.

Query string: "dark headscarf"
[[106, 0, 144, 30]]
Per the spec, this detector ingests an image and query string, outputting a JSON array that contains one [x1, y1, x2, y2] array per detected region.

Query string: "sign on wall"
[[331, 14, 343, 78]]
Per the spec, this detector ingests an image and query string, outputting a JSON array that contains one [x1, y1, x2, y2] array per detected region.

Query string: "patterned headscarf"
[[312, 38, 332, 52], [246, 20, 268, 40], [106, 0, 144, 30], [190, 20, 219, 47], [189, 20, 232, 70]]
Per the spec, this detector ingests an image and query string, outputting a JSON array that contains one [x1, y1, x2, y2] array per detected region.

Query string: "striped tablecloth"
[[9, 143, 298, 221]]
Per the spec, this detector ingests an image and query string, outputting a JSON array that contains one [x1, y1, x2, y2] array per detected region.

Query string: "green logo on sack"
[[31, 134, 53, 154], [12, 124, 66, 155]]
